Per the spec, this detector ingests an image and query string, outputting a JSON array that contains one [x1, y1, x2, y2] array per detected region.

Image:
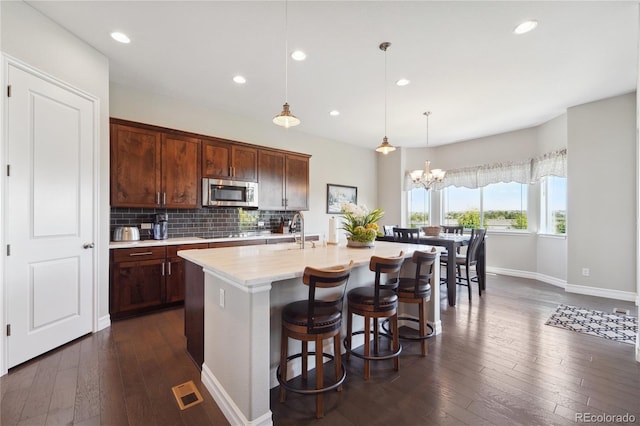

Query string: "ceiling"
[[26, 1, 638, 149]]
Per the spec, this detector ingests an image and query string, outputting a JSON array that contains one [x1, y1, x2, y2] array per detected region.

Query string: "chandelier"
[[410, 111, 445, 189]]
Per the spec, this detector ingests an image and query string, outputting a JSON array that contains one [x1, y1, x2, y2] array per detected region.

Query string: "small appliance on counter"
[[113, 226, 140, 242], [153, 213, 168, 240]]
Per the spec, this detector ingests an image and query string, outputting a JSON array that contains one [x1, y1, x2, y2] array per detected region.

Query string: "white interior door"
[[5, 63, 95, 368]]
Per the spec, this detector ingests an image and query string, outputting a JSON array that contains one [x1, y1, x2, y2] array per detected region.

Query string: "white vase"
[[346, 239, 375, 248]]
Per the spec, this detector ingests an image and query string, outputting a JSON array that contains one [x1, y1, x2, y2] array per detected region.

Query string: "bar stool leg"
[[392, 314, 399, 371], [315, 336, 324, 418], [373, 318, 379, 354], [419, 299, 427, 356], [333, 333, 343, 392], [345, 308, 352, 361], [364, 316, 371, 380], [302, 341, 308, 380], [279, 328, 288, 402]]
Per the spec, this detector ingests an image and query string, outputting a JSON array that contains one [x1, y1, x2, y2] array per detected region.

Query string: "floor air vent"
[[172, 380, 204, 410]]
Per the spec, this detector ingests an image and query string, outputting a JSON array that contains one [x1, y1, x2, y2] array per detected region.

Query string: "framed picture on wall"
[[327, 184, 357, 214]]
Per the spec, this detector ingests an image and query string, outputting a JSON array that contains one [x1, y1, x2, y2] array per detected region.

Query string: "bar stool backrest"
[[302, 260, 354, 334], [409, 249, 437, 297], [369, 252, 405, 309]]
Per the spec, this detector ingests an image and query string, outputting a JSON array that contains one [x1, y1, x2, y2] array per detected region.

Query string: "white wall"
[[109, 82, 379, 239], [567, 93, 636, 297], [0, 0, 110, 373]]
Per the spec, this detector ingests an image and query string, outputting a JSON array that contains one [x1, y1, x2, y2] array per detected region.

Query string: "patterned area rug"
[[545, 304, 637, 345]]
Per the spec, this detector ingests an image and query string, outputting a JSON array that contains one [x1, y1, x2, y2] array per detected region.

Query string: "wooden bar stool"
[[344, 252, 404, 379], [277, 261, 353, 418], [387, 249, 437, 356]]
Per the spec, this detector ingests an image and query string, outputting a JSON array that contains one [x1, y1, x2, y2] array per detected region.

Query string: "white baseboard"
[[201, 363, 273, 426], [565, 283, 637, 302], [489, 267, 637, 302], [96, 314, 110, 332]]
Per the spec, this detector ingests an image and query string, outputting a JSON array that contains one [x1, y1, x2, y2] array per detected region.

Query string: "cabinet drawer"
[[112, 246, 166, 262], [167, 243, 209, 257]]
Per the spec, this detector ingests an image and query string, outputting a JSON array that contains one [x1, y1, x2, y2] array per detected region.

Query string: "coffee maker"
[[153, 213, 168, 240]]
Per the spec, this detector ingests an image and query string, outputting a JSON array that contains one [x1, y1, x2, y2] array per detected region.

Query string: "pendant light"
[[375, 42, 396, 154], [273, 0, 300, 128], [410, 111, 446, 189]]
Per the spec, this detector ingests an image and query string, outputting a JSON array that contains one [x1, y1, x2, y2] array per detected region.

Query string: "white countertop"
[[109, 233, 310, 249], [178, 240, 443, 287]]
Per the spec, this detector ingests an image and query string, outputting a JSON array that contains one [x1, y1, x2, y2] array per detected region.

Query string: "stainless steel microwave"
[[202, 178, 259, 208]]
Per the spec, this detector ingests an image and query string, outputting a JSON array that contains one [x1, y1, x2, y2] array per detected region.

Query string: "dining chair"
[[441, 225, 464, 235], [383, 225, 396, 237], [440, 228, 486, 300], [392, 227, 420, 243]]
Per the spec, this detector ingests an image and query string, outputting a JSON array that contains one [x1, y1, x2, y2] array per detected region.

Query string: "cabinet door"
[[111, 258, 165, 318], [110, 124, 162, 207], [258, 150, 285, 210], [162, 134, 201, 208], [166, 257, 185, 303], [231, 145, 258, 182], [285, 154, 309, 211], [202, 140, 231, 179]]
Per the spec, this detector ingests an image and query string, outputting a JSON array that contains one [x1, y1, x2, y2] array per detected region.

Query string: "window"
[[407, 187, 430, 227], [443, 182, 528, 231], [540, 176, 567, 234]]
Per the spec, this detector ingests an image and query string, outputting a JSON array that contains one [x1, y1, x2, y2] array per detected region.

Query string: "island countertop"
[[178, 240, 443, 287]]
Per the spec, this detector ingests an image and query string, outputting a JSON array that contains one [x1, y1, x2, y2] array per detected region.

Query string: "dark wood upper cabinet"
[[110, 119, 200, 208], [258, 150, 309, 211], [202, 139, 257, 182], [162, 134, 201, 208], [110, 123, 162, 207]]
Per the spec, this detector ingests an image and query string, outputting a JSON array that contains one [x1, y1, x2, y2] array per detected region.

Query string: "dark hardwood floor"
[[1, 274, 638, 425]]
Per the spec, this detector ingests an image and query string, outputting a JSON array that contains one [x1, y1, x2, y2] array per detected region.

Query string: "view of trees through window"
[[541, 176, 567, 234], [408, 187, 429, 228], [443, 183, 528, 230]]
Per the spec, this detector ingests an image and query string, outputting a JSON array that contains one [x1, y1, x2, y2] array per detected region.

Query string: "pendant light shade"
[[375, 42, 396, 154], [273, 103, 300, 128], [273, 0, 300, 128]]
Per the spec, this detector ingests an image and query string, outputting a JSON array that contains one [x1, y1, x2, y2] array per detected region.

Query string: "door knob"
[[83, 243, 95, 249]]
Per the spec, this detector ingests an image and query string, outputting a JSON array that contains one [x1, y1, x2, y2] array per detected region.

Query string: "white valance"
[[420, 149, 566, 190], [531, 148, 567, 181]]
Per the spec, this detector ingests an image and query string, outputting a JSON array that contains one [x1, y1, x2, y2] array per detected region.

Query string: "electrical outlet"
[[581, 268, 590, 277], [258, 221, 265, 227], [219, 288, 225, 308], [141, 223, 152, 230]]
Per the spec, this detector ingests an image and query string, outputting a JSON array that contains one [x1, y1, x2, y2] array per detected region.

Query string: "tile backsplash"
[[110, 207, 295, 240]]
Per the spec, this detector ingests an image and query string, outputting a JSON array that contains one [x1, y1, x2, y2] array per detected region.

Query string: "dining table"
[[377, 233, 486, 306]]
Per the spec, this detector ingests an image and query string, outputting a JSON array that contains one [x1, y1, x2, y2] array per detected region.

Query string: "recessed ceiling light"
[[110, 31, 130, 44], [233, 75, 246, 84], [396, 78, 411, 87], [513, 20, 538, 35], [329, 110, 340, 116], [291, 50, 307, 61]]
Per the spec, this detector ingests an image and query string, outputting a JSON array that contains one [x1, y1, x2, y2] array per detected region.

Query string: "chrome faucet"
[[292, 211, 305, 249]]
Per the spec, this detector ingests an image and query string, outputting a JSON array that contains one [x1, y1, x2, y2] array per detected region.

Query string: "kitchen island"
[[179, 240, 443, 426]]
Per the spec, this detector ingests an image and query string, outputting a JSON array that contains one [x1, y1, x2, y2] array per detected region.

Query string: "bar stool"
[[277, 261, 353, 418], [387, 249, 437, 356], [344, 252, 404, 379]]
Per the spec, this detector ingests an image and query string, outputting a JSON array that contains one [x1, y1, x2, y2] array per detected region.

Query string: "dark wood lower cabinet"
[[110, 243, 208, 320], [184, 260, 205, 369]]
